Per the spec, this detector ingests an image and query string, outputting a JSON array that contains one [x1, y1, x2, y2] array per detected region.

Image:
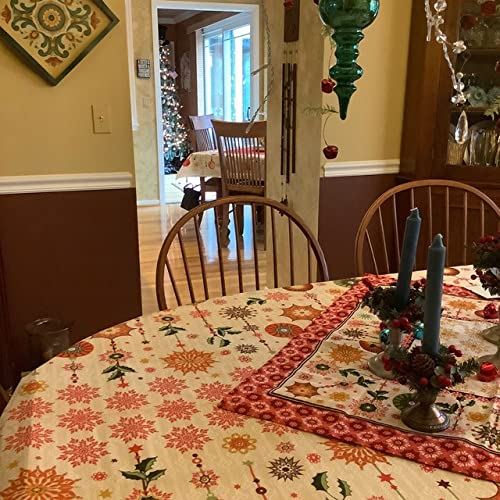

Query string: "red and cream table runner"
[[0, 267, 498, 499]]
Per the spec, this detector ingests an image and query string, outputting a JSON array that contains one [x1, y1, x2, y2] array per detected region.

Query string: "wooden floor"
[[138, 203, 267, 315]]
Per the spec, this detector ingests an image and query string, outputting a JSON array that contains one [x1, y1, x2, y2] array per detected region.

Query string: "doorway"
[[151, 0, 260, 205]]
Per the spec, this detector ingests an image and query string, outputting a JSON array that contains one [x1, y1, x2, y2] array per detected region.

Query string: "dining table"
[[0, 266, 498, 500], [177, 150, 222, 180]]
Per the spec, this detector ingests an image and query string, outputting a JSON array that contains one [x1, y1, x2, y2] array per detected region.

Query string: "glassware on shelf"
[[487, 16, 500, 47], [26, 317, 72, 364], [463, 19, 488, 47], [469, 127, 499, 166], [447, 140, 468, 165]]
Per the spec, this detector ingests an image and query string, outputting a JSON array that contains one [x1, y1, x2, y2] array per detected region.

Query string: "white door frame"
[[151, 0, 260, 204]]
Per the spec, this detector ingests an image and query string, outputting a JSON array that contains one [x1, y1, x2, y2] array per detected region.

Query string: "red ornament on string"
[[323, 145, 339, 160], [461, 14, 477, 30], [321, 78, 335, 94], [284, 0, 294, 9]]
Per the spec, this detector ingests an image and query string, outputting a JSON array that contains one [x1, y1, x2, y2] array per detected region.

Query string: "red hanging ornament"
[[283, 0, 294, 9], [323, 145, 338, 160], [460, 14, 477, 30], [321, 78, 335, 94]]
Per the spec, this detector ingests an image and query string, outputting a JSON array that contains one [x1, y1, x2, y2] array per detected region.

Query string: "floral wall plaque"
[[0, 0, 118, 85]]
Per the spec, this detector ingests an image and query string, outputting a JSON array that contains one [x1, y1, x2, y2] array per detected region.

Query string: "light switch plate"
[[92, 105, 112, 134]]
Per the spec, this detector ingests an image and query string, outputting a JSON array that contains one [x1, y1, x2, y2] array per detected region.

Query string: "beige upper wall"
[[322, 0, 412, 163], [0, 0, 135, 178]]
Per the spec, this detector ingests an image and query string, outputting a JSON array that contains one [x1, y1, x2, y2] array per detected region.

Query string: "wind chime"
[[280, 0, 300, 205]]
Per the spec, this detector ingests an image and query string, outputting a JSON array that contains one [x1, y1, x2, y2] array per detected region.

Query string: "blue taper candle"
[[395, 208, 422, 310], [422, 234, 447, 356]]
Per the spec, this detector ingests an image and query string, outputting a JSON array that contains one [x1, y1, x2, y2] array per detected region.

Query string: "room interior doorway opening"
[[151, 0, 260, 205]]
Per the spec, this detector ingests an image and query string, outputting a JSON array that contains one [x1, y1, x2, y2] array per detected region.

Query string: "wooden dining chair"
[[212, 120, 266, 236], [156, 195, 329, 310], [188, 114, 221, 204], [212, 120, 266, 197], [355, 179, 500, 275]]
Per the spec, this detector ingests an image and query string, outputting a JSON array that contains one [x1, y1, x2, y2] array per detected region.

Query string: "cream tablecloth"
[[0, 267, 498, 499]]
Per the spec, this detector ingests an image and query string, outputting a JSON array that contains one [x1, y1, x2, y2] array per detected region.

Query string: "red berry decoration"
[[437, 375, 452, 388], [321, 78, 335, 94], [418, 377, 429, 387], [454, 350, 463, 358], [481, 1, 496, 16], [478, 362, 498, 382], [323, 145, 339, 160], [483, 303, 499, 320], [448, 345, 457, 353]]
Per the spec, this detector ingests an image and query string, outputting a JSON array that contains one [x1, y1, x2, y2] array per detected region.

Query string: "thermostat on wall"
[[136, 59, 151, 79]]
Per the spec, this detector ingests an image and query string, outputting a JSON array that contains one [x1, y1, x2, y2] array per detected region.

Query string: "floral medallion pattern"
[[0, 0, 118, 85], [0, 266, 498, 498]]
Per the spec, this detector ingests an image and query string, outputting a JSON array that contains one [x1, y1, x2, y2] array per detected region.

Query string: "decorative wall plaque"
[[0, 0, 118, 86], [136, 58, 151, 79]]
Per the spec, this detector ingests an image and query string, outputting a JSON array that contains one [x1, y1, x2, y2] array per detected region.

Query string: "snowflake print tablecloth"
[[177, 150, 221, 179], [0, 267, 499, 500]]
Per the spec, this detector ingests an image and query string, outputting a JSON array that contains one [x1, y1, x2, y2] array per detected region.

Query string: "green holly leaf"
[[226, 329, 242, 335], [311, 472, 330, 492], [219, 338, 231, 348], [337, 478, 352, 498], [207, 336, 215, 345], [102, 365, 118, 374], [107, 370, 124, 381], [356, 376, 375, 388], [136, 457, 157, 473], [368, 390, 389, 400], [119, 366, 136, 373], [393, 393, 416, 411], [247, 297, 266, 305], [146, 469, 166, 483], [467, 400, 476, 407], [121, 470, 148, 481]]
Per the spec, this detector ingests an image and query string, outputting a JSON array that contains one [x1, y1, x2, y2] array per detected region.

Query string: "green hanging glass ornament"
[[318, 0, 380, 120]]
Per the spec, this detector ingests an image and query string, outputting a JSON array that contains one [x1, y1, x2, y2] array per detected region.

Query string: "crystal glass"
[[487, 16, 500, 47], [469, 128, 499, 166], [26, 318, 71, 364]]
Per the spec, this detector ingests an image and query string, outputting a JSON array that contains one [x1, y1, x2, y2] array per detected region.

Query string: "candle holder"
[[479, 324, 500, 369], [368, 328, 401, 380], [362, 280, 426, 379], [401, 390, 449, 433], [387, 344, 480, 434]]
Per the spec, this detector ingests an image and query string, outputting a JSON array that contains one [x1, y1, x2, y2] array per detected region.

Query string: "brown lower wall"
[[0, 188, 142, 381], [318, 175, 397, 279]]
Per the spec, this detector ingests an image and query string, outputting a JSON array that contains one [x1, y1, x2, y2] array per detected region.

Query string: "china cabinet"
[[401, 0, 500, 198]]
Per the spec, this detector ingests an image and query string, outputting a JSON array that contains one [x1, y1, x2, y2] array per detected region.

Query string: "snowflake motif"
[[57, 437, 108, 467], [212, 298, 227, 305], [57, 384, 100, 404], [222, 433, 257, 454], [276, 442, 295, 453], [204, 408, 246, 430], [243, 324, 259, 332], [235, 344, 258, 354], [126, 486, 172, 500], [306, 453, 321, 463], [322, 440, 389, 470], [156, 399, 198, 422], [195, 382, 232, 402], [190, 309, 211, 318], [7, 397, 53, 422], [281, 304, 322, 321], [190, 469, 220, 489], [109, 415, 156, 443], [162, 349, 215, 375], [163, 425, 211, 453], [91, 471, 108, 481], [20, 379, 48, 395], [4, 423, 53, 453], [221, 305, 256, 320], [471, 423, 500, 449], [238, 355, 252, 363], [329, 344, 364, 364], [148, 376, 187, 396], [265, 291, 290, 301], [267, 456, 304, 481], [105, 390, 148, 411], [58, 407, 104, 432], [230, 367, 256, 383], [98, 349, 133, 362], [0, 466, 80, 499]]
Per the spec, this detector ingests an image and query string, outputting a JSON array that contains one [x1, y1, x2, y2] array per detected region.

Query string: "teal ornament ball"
[[318, 0, 380, 120], [414, 324, 424, 341], [380, 328, 390, 344]]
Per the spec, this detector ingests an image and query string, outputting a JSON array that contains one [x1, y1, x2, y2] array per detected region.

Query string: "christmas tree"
[[160, 41, 190, 173]]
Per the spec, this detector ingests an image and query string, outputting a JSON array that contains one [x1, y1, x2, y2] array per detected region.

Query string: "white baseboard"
[[0, 172, 133, 195], [137, 199, 160, 206], [323, 159, 400, 178]]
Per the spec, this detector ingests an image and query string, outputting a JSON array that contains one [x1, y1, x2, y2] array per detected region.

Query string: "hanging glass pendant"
[[318, 0, 380, 120], [455, 110, 469, 145]]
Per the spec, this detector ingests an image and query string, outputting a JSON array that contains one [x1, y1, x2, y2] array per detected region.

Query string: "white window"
[[197, 13, 253, 121]]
